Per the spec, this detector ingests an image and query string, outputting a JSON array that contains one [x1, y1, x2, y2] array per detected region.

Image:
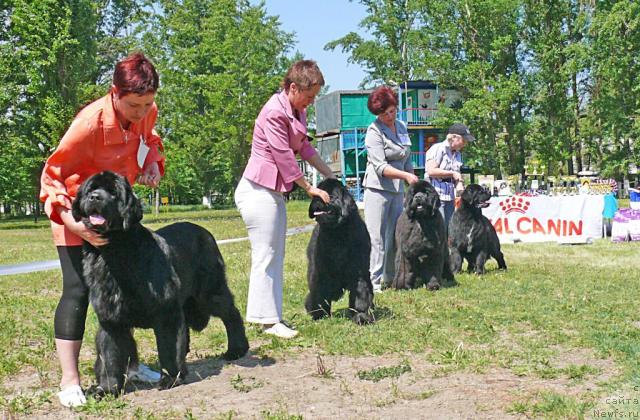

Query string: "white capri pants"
[[234, 177, 287, 324], [364, 187, 404, 287]]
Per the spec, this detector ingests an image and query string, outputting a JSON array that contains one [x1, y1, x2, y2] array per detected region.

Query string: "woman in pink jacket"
[[234, 60, 335, 339]]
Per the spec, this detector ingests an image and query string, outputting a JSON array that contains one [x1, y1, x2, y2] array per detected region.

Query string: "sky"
[[256, 0, 369, 92]]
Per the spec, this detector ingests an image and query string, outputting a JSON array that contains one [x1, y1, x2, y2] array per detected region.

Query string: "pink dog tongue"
[[89, 215, 106, 225]]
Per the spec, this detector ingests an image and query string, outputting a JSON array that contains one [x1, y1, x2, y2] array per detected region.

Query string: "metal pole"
[[339, 132, 346, 184], [354, 128, 361, 200]]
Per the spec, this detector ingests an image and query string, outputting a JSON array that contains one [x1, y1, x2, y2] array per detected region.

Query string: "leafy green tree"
[[325, 0, 423, 87], [522, 0, 591, 176], [0, 0, 98, 215], [586, 1, 640, 181], [417, 0, 529, 178], [146, 0, 295, 199], [337, 0, 529, 177]]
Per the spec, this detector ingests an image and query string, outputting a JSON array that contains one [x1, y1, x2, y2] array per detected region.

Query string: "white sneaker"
[[372, 283, 383, 293], [263, 322, 298, 339], [57, 384, 86, 408], [128, 363, 161, 383]]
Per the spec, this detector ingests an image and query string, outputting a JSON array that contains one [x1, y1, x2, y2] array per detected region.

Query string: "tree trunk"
[[572, 71, 583, 174], [154, 188, 160, 216]]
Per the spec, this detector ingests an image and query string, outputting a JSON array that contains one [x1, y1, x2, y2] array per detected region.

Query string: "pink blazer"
[[242, 90, 317, 192]]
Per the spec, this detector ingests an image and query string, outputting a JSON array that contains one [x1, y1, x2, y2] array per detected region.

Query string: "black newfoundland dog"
[[305, 178, 374, 324], [448, 184, 507, 274], [72, 171, 248, 395], [392, 180, 455, 291]]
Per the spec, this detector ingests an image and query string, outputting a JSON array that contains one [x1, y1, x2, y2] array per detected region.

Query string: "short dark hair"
[[282, 60, 325, 92], [367, 86, 398, 115], [113, 52, 159, 97]]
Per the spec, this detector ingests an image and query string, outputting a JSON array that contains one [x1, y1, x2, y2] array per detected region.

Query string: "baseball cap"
[[447, 123, 475, 142]]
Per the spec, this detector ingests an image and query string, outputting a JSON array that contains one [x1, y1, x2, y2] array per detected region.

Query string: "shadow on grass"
[[332, 305, 394, 322]]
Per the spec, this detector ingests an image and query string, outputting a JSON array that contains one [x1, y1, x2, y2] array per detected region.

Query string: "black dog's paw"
[[308, 308, 330, 320], [426, 281, 441, 291], [85, 384, 107, 399], [351, 311, 374, 325], [223, 344, 249, 361], [158, 374, 184, 390], [306, 301, 331, 320]]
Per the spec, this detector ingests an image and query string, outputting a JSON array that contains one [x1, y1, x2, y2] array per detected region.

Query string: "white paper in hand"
[[137, 135, 150, 169]]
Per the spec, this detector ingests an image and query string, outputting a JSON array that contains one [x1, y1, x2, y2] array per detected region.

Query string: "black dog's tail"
[[185, 236, 228, 332], [488, 225, 507, 270], [494, 251, 507, 270], [184, 297, 210, 331]]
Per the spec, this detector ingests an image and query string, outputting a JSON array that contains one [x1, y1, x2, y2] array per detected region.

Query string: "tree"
[[586, 1, 640, 182], [417, 0, 529, 178], [522, 0, 591, 176], [0, 0, 98, 214], [146, 0, 295, 199], [336, 0, 529, 177], [325, 0, 423, 87]]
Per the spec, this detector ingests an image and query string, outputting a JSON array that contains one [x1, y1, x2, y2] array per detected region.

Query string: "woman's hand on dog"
[[57, 206, 108, 246], [306, 186, 331, 204], [72, 222, 109, 247], [404, 172, 419, 185]]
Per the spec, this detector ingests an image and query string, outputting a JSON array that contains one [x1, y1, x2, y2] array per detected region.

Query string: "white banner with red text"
[[481, 195, 604, 244]]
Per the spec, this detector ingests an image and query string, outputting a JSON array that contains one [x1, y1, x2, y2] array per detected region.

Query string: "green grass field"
[[1, 200, 639, 418]]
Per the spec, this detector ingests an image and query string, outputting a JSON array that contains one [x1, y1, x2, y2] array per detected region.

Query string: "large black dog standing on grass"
[[392, 180, 455, 291], [305, 178, 374, 325], [448, 184, 507, 274], [72, 171, 248, 395]]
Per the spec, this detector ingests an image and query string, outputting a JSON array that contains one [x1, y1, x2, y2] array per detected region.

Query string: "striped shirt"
[[425, 139, 462, 202]]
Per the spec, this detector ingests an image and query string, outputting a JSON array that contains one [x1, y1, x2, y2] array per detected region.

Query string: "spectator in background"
[[362, 85, 418, 293], [425, 123, 475, 231]]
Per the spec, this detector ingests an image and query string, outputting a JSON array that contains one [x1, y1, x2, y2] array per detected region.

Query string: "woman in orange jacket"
[[40, 52, 165, 407]]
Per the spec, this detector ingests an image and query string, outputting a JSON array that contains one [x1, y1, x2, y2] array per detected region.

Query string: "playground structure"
[[313, 81, 463, 201]]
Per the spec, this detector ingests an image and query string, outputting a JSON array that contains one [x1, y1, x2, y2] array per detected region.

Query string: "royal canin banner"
[[481, 195, 605, 244]]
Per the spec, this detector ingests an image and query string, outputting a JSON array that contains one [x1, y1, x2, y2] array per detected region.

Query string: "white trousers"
[[364, 188, 404, 287], [234, 177, 287, 324]]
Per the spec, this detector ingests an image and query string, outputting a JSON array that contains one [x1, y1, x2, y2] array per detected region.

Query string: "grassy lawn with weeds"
[[0, 202, 312, 265], [1, 199, 639, 418]]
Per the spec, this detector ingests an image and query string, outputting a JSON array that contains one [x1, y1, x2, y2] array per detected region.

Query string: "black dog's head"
[[308, 178, 357, 227], [405, 180, 441, 220], [460, 184, 492, 210], [71, 171, 143, 234]]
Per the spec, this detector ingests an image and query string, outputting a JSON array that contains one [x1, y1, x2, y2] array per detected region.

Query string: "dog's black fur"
[[448, 184, 507, 274], [305, 178, 374, 324], [392, 180, 455, 290], [72, 171, 248, 395]]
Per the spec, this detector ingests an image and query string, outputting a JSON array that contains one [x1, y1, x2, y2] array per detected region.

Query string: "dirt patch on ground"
[[1, 345, 616, 419]]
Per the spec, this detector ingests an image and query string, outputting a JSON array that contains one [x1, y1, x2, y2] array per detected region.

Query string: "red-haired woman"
[[362, 85, 418, 292], [40, 52, 165, 407]]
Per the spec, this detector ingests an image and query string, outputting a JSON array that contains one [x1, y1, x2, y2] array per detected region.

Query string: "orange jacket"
[[40, 93, 165, 246]]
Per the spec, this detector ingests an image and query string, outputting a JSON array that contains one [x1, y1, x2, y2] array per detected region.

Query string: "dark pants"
[[54, 246, 89, 341]]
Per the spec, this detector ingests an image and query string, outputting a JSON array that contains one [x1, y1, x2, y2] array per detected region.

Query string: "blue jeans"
[[439, 199, 455, 235]]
